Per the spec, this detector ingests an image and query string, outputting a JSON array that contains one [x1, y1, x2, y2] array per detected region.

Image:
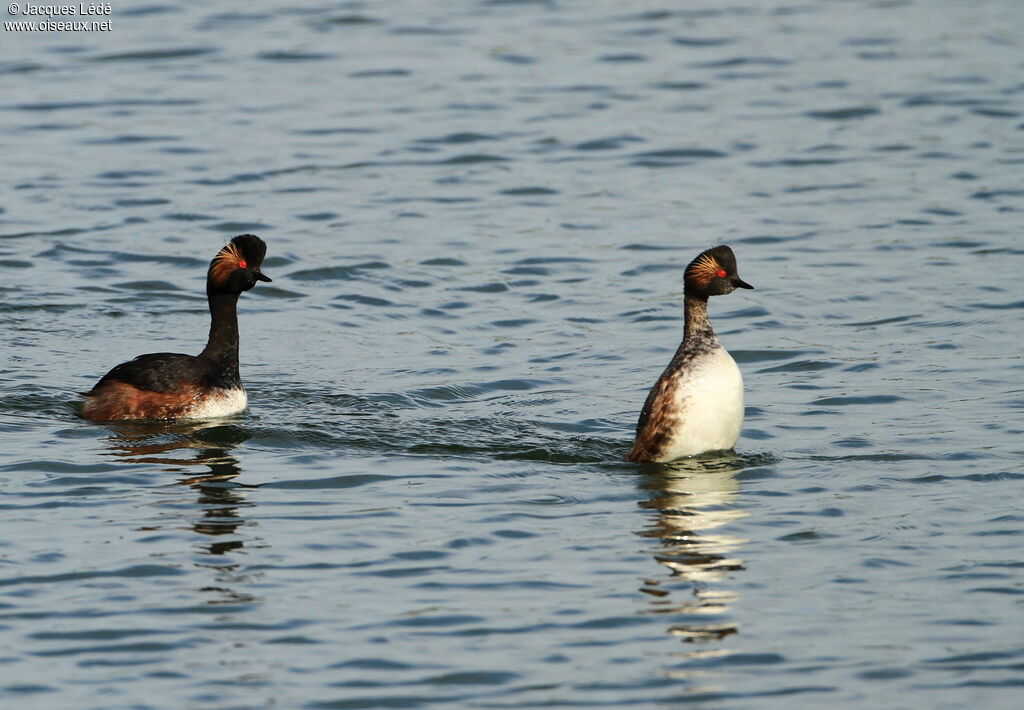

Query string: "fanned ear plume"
[[685, 251, 723, 290], [210, 240, 245, 287]]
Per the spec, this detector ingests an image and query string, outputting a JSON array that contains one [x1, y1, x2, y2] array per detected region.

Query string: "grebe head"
[[208, 234, 272, 294], [683, 245, 753, 298]]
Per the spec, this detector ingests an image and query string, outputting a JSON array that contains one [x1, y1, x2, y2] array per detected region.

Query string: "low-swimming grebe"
[[81, 234, 272, 422], [627, 245, 754, 462]]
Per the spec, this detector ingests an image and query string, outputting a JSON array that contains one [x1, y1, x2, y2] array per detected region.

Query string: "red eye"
[[716, 269, 727, 278], [238, 259, 248, 269]]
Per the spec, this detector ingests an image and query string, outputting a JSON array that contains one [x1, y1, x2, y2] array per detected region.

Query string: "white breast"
[[187, 388, 248, 419], [659, 347, 744, 461]]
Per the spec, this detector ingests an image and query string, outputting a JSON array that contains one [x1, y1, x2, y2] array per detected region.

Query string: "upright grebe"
[[81, 234, 271, 421], [627, 245, 753, 462]]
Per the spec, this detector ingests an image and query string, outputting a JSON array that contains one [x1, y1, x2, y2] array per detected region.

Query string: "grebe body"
[[81, 234, 270, 422], [627, 245, 753, 462]]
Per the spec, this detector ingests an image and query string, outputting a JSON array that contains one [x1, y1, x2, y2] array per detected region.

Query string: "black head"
[[208, 234, 272, 294], [683, 245, 753, 298]]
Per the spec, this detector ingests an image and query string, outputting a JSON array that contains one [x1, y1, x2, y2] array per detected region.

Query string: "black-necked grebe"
[[81, 234, 271, 422], [627, 245, 754, 462]]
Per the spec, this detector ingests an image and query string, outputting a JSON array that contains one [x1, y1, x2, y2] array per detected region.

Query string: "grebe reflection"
[[637, 455, 748, 644], [100, 420, 257, 558]]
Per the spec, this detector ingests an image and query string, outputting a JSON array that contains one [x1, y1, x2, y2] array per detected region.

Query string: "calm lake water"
[[3, 1, 1024, 708]]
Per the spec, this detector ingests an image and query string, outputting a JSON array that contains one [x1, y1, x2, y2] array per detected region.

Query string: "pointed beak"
[[255, 271, 272, 283], [732, 277, 753, 289]]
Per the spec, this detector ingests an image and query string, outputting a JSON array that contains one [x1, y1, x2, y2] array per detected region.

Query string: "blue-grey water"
[[3, 1, 1024, 708]]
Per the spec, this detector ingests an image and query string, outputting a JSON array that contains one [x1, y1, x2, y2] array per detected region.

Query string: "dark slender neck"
[[199, 290, 241, 380], [682, 293, 717, 347]]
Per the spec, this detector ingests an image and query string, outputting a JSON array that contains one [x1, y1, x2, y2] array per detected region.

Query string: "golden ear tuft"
[[685, 252, 722, 286], [210, 241, 244, 285]]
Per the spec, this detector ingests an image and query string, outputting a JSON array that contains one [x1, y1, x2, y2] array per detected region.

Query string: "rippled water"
[[3, 1, 1024, 708]]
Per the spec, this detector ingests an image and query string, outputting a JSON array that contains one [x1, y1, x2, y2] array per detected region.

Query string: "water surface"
[[2, 1, 1024, 708]]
